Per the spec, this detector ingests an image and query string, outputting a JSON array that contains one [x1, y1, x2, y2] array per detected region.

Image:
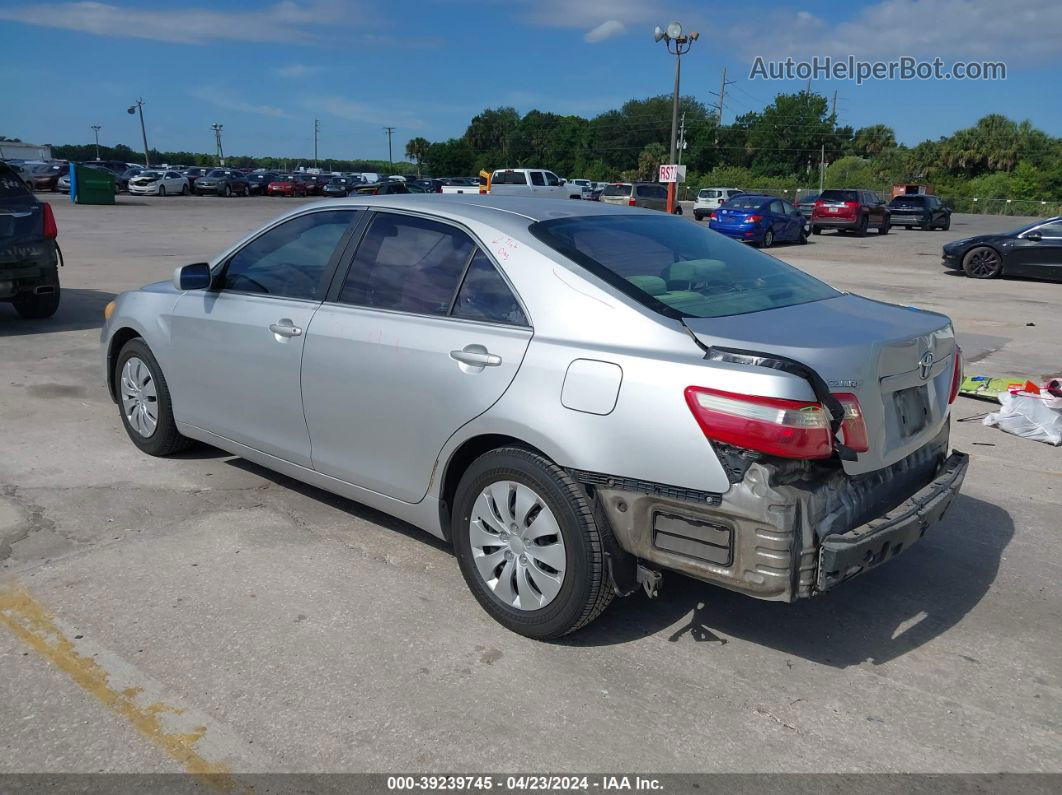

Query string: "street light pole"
[[654, 23, 698, 213], [211, 123, 225, 166], [91, 125, 101, 160], [127, 98, 150, 167], [314, 119, 320, 170], [383, 126, 396, 173]]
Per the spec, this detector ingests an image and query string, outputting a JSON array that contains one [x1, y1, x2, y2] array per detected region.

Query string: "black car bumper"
[[891, 211, 931, 227], [817, 451, 969, 591], [0, 241, 59, 300]]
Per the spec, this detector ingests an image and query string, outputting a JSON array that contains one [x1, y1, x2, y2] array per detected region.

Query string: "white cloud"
[[522, 0, 662, 28], [0, 0, 377, 45], [585, 20, 625, 43], [272, 64, 322, 79], [187, 86, 291, 119], [307, 96, 427, 129], [725, 0, 1062, 64]]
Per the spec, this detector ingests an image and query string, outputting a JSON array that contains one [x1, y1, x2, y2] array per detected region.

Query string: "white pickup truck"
[[485, 169, 582, 199]]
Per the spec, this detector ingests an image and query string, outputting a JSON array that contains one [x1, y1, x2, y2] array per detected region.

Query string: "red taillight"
[[948, 348, 963, 404], [746, 215, 763, 223], [834, 392, 869, 453], [685, 386, 833, 460], [435, 186, 443, 193], [628, 199, 636, 206], [843, 201, 859, 210], [41, 202, 57, 239], [709, 211, 717, 220], [814, 200, 825, 207]]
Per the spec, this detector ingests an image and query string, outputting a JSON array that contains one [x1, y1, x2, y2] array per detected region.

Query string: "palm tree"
[[405, 137, 430, 176]]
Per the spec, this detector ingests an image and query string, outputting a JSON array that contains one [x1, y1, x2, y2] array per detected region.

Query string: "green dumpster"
[[71, 164, 116, 205]]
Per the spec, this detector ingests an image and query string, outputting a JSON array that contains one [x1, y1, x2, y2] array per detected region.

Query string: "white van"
[[693, 187, 744, 220]]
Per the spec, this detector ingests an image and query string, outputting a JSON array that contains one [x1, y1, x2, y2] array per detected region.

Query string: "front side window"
[[530, 214, 839, 319], [452, 250, 527, 326], [530, 171, 545, 186], [338, 213, 475, 315], [221, 210, 356, 300], [544, 172, 560, 187], [1034, 221, 1062, 238]]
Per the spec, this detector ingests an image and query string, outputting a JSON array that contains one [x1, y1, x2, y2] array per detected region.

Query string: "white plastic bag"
[[984, 391, 1062, 445]]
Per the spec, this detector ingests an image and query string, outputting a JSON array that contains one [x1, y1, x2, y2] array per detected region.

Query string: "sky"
[[2, 0, 1060, 163]]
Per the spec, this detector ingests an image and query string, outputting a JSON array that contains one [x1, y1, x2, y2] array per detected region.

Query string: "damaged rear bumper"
[[816, 451, 968, 591], [594, 424, 968, 602]]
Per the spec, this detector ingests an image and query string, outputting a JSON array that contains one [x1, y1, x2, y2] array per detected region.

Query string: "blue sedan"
[[707, 194, 808, 248]]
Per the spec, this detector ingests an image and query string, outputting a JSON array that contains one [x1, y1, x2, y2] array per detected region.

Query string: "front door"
[[166, 208, 359, 466], [302, 212, 532, 502], [1008, 220, 1062, 279]]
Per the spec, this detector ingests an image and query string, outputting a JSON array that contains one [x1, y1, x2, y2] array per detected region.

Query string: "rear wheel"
[[114, 338, 192, 456], [13, 268, 60, 319], [452, 447, 614, 639], [962, 246, 1003, 279], [812, 225, 821, 235], [759, 228, 774, 248], [856, 215, 869, 237], [672, 205, 683, 215], [878, 219, 890, 234]]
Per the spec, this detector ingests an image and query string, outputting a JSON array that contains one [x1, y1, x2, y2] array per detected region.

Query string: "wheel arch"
[[106, 327, 143, 402], [436, 433, 551, 543]]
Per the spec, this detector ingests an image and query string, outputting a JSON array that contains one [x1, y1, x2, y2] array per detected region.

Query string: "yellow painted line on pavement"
[[0, 583, 250, 793]]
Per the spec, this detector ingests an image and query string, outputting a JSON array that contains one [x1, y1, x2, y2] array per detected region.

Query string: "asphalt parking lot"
[[1, 195, 1060, 777]]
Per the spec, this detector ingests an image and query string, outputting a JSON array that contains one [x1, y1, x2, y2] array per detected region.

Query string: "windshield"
[[140, 171, 163, 178], [722, 196, 767, 210], [530, 214, 839, 319], [602, 184, 632, 197], [206, 169, 227, 177], [273, 175, 294, 182]]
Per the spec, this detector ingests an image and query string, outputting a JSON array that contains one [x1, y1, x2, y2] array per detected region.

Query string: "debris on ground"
[[983, 381, 1062, 445]]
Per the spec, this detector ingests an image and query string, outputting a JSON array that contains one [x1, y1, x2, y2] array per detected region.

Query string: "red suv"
[[811, 189, 891, 236]]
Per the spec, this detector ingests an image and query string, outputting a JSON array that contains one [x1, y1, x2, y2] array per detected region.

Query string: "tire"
[[962, 246, 1003, 279], [114, 338, 193, 457], [222, 184, 231, 197], [812, 225, 821, 235], [694, 211, 704, 221], [759, 228, 774, 248], [672, 206, 683, 215], [13, 268, 60, 319], [158, 185, 166, 197], [181, 184, 189, 195], [798, 227, 808, 245], [941, 216, 951, 231], [878, 220, 890, 234], [451, 447, 614, 639], [921, 219, 931, 231], [856, 215, 869, 237], [905, 225, 912, 230]]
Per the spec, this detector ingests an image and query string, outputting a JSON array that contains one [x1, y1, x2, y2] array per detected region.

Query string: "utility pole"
[[831, 90, 838, 119], [314, 119, 320, 169], [805, 78, 812, 94], [127, 98, 150, 167], [211, 123, 224, 166], [676, 112, 687, 166], [90, 125, 101, 160], [383, 126, 396, 173], [819, 144, 826, 192], [717, 66, 728, 124]]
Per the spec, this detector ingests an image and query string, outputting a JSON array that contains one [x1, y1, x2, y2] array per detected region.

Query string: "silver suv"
[[101, 196, 968, 639]]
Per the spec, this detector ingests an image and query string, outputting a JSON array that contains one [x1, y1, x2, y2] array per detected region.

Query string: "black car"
[[353, 181, 410, 195], [181, 167, 209, 191], [942, 216, 1062, 280], [116, 166, 144, 192], [0, 162, 61, 318], [888, 194, 951, 231], [321, 177, 354, 197], [411, 178, 445, 193], [796, 192, 819, 218], [194, 168, 249, 197], [246, 171, 278, 195]]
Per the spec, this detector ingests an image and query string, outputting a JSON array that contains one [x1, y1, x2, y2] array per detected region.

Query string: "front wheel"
[[222, 184, 231, 197], [941, 216, 951, 231], [798, 227, 808, 244], [671, 205, 683, 215], [878, 220, 890, 234], [962, 246, 1003, 279], [451, 447, 614, 639], [158, 185, 166, 196], [812, 225, 822, 235], [181, 184, 189, 195], [114, 338, 193, 456], [856, 215, 869, 237]]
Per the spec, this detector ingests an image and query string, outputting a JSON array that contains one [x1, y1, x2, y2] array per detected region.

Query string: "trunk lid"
[[683, 293, 956, 475]]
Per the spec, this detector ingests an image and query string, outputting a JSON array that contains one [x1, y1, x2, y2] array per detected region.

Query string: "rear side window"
[[769, 200, 784, 215], [452, 250, 526, 326], [819, 189, 859, 203], [493, 171, 527, 185], [530, 214, 838, 319], [603, 184, 632, 197], [530, 171, 545, 186], [222, 210, 356, 300], [339, 213, 475, 315]]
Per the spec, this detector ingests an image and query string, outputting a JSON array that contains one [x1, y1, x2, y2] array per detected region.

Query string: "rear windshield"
[[492, 171, 527, 185], [529, 215, 838, 319], [722, 196, 766, 210], [0, 168, 34, 201], [602, 184, 632, 197], [698, 189, 718, 198], [819, 189, 859, 202]]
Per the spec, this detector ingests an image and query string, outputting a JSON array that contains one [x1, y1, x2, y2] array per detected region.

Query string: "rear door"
[[301, 211, 532, 502], [1008, 220, 1062, 279]]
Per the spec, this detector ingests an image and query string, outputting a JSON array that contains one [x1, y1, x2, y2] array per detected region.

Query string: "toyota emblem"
[[918, 351, 934, 380]]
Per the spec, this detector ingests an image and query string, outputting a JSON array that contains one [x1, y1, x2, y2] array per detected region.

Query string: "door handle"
[[450, 346, 501, 367], [269, 321, 303, 338]]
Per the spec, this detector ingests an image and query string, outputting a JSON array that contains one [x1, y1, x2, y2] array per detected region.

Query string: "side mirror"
[[173, 262, 211, 291], [1024, 231, 1042, 242]]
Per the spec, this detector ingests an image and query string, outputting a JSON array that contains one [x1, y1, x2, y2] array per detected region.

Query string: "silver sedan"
[[102, 196, 968, 638]]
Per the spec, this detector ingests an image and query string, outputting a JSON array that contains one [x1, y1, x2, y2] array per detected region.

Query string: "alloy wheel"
[[120, 356, 159, 437], [468, 480, 566, 611], [965, 247, 1001, 278]]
